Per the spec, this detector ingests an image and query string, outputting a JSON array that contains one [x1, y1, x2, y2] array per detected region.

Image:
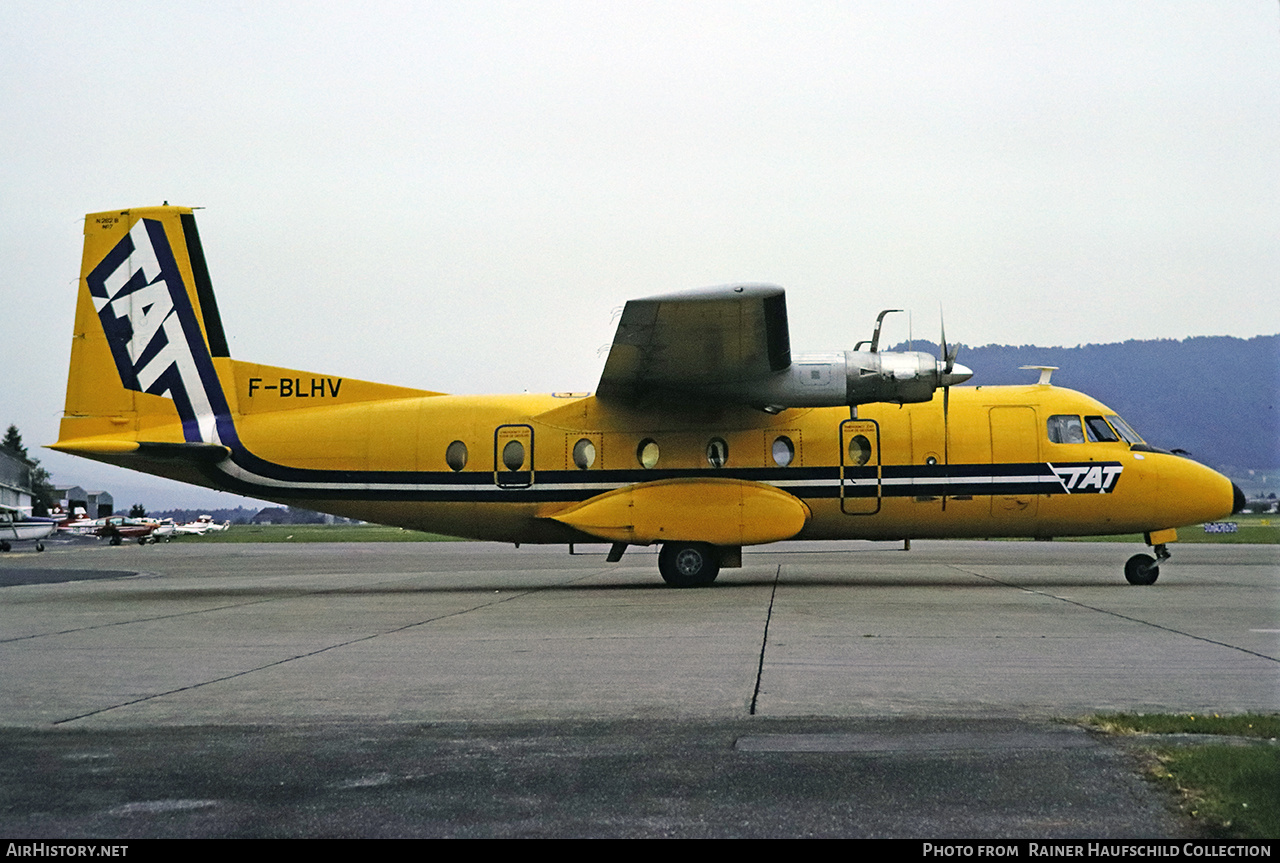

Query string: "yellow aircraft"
[[52, 206, 1243, 587]]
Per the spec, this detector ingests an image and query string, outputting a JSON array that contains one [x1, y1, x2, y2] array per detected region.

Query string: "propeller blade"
[[939, 308, 961, 375], [943, 384, 950, 456], [942, 382, 950, 511], [935, 308, 970, 384], [938, 307, 957, 511], [939, 310, 948, 372]]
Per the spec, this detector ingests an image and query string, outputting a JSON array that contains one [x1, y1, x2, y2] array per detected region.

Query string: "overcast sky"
[[2, 1, 1277, 508]]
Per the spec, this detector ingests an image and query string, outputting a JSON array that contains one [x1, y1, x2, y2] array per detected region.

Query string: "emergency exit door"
[[494, 424, 534, 489], [840, 419, 881, 515]]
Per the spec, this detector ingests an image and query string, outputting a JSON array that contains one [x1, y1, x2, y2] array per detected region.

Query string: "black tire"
[[0, 541, 10, 552], [35, 542, 44, 552], [109, 535, 122, 546], [658, 542, 721, 588], [1125, 553, 1159, 585]]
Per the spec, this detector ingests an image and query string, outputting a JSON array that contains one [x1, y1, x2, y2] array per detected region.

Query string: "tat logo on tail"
[[86, 218, 228, 444]]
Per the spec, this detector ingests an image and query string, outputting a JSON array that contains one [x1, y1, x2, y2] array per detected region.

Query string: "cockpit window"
[[1047, 415, 1085, 444], [1106, 414, 1145, 445], [1084, 416, 1120, 443]]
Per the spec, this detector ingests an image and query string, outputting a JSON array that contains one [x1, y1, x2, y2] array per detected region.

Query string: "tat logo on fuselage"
[[86, 218, 227, 444], [1050, 463, 1123, 494]]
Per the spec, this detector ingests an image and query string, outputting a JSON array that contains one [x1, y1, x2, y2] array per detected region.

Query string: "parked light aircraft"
[[89, 515, 157, 546], [51, 206, 1243, 586], [0, 505, 56, 552]]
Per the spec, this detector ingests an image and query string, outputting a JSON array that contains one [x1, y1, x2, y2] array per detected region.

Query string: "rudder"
[[59, 206, 235, 450]]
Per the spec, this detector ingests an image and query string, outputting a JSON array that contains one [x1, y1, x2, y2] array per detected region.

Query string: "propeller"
[[937, 310, 969, 510], [940, 315, 950, 509]]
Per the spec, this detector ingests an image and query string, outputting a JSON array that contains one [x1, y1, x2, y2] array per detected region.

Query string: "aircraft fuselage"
[[63, 370, 1234, 547], [53, 206, 1239, 587]]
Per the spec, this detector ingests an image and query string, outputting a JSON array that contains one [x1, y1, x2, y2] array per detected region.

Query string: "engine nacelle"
[[711, 350, 973, 411]]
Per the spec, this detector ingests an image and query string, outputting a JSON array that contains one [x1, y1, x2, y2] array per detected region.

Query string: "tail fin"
[[56, 206, 236, 453], [54, 206, 443, 471]]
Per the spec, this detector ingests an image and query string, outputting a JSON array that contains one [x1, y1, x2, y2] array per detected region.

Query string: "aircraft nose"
[[1232, 482, 1246, 514], [1152, 455, 1238, 526], [940, 362, 973, 387]]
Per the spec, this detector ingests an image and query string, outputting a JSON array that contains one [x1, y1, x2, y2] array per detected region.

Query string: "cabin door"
[[494, 424, 534, 489], [840, 419, 881, 514], [988, 406, 1039, 519]]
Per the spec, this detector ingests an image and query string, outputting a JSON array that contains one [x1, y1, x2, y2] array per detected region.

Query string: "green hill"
[[891, 334, 1279, 471]]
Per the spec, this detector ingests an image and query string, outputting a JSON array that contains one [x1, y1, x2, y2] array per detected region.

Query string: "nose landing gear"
[[1125, 543, 1171, 585]]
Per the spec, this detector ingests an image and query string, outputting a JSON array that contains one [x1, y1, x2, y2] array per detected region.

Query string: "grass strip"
[[1147, 745, 1280, 839], [1084, 713, 1280, 839], [1088, 713, 1280, 738]]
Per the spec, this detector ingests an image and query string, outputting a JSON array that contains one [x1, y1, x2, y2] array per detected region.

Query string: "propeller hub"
[[938, 361, 973, 388]]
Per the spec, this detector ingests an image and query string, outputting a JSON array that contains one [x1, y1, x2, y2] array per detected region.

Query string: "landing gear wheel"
[[109, 535, 122, 546], [0, 541, 10, 552], [1125, 553, 1159, 585], [658, 542, 721, 588], [35, 542, 44, 552]]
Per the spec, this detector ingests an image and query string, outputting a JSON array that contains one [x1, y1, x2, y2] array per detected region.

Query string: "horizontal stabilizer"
[[49, 439, 230, 461]]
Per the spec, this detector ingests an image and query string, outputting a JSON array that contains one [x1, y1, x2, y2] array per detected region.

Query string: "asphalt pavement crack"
[[749, 564, 782, 716]]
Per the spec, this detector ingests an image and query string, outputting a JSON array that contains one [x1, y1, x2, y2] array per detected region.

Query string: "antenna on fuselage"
[[1020, 365, 1058, 386]]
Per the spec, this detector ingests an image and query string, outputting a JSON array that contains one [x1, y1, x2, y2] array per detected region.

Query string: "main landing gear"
[[0, 541, 44, 552], [658, 542, 721, 588], [1125, 543, 1171, 585]]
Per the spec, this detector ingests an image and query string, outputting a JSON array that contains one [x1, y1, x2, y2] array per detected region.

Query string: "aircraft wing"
[[596, 284, 792, 403]]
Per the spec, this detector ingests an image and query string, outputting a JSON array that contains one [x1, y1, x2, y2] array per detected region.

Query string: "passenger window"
[[637, 439, 660, 469], [772, 436, 794, 467], [572, 438, 596, 470], [706, 438, 728, 468], [1047, 415, 1085, 444], [445, 440, 468, 471], [1084, 416, 1120, 443], [847, 434, 872, 466], [502, 440, 525, 471]]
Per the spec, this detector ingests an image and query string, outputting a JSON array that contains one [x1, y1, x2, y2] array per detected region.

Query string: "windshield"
[[1084, 416, 1120, 443], [1106, 414, 1145, 445]]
